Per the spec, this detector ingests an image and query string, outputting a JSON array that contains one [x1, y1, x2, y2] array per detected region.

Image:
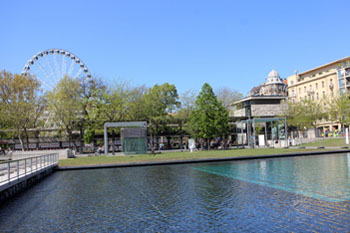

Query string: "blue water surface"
[[0, 153, 350, 232], [196, 153, 350, 202]]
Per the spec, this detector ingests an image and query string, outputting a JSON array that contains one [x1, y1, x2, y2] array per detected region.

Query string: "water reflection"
[[197, 153, 350, 202], [0, 153, 350, 232]]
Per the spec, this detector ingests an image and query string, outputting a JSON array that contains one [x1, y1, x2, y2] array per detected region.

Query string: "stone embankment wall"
[[0, 167, 56, 204]]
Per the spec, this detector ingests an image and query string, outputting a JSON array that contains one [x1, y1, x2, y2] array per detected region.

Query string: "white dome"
[[265, 70, 283, 85]]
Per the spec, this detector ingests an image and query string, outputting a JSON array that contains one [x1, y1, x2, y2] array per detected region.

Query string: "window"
[[322, 81, 324, 88], [323, 91, 325, 97], [299, 97, 302, 101], [292, 89, 295, 96], [310, 85, 312, 91], [299, 88, 301, 93], [304, 86, 306, 92], [316, 93, 319, 100], [316, 83, 318, 89], [291, 80, 294, 85]]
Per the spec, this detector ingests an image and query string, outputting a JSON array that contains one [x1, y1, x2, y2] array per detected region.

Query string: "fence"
[[0, 153, 58, 186]]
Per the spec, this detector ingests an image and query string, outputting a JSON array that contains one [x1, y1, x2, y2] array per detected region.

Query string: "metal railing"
[[0, 153, 58, 185]]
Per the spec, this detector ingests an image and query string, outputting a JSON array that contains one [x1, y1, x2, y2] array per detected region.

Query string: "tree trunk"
[[24, 128, 30, 151], [180, 135, 183, 151], [68, 129, 77, 153], [18, 133, 24, 152]]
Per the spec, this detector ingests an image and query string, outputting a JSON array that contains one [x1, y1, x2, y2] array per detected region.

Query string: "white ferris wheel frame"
[[21, 48, 92, 90]]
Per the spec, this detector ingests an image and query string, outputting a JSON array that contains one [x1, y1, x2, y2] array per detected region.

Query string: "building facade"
[[229, 70, 288, 147], [286, 57, 350, 134], [230, 70, 288, 121]]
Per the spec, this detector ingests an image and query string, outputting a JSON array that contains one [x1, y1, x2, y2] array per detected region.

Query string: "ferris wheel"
[[22, 49, 92, 92]]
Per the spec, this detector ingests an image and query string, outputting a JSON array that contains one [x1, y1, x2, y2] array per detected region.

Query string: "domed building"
[[248, 70, 287, 97], [229, 70, 289, 148]]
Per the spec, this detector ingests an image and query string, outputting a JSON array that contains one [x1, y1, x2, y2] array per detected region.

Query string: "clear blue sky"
[[1, 0, 350, 96]]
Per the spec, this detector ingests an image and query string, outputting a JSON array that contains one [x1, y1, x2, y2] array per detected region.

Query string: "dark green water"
[[1, 153, 350, 232]]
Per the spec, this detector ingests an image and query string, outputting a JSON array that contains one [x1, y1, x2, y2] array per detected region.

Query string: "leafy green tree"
[[78, 76, 106, 122], [189, 83, 229, 148], [142, 83, 180, 118], [94, 82, 135, 152], [126, 85, 148, 121], [0, 70, 42, 150], [286, 99, 326, 136], [95, 82, 131, 124], [141, 83, 180, 150], [328, 94, 350, 128], [83, 127, 94, 144], [46, 76, 82, 149], [75, 76, 106, 148]]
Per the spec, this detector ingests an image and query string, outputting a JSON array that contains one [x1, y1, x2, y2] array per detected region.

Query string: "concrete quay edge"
[[56, 149, 350, 171]]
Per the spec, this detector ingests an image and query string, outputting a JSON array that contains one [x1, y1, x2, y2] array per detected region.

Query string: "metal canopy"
[[104, 122, 147, 128]]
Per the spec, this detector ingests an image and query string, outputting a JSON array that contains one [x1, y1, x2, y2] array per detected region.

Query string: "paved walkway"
[[0, 153, 58, 190]]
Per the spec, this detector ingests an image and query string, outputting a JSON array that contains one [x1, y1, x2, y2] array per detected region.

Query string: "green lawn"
[[58, 148, 337, 167], [296, 138, 349, 147]]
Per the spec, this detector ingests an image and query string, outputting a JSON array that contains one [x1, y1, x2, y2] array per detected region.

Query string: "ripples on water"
[[1, 153, 350, 232]]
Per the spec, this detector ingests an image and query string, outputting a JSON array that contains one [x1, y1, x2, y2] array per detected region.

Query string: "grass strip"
[[296, 138, 347, 147], [58, 148, 338, 167]]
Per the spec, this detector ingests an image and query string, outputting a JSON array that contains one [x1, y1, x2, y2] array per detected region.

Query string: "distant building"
[[229, 70, 288, 148], [286, 57, 350, 134], [229, 70, 288, 121], [247, 70, 287, 97]]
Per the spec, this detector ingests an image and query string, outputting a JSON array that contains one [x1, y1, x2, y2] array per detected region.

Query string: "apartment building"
[[286, 57, 350, 134]]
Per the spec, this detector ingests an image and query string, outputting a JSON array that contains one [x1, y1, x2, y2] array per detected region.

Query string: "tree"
[[93, 81, 136, 152], [216, 87, 243, 109], [177, 89, 197, 120], [80, 77, 106, 148], [328, 94, 350, 129], [141, 83, 180, 151], [0, 70, 42, 150], [78, 76, 106, 129], [95, 82, 131, 124], [46, 76, 82, 149], [142, 83, 180, 118], [189, 83, 229, 148], [286, 99, 326, 136], [126, 85, 148, 121]]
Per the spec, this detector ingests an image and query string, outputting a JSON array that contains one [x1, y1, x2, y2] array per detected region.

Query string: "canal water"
[[1, 153, 350, 232]]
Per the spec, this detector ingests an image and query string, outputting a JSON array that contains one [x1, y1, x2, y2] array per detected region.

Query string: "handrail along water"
[[0, 153, 58, 186]]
